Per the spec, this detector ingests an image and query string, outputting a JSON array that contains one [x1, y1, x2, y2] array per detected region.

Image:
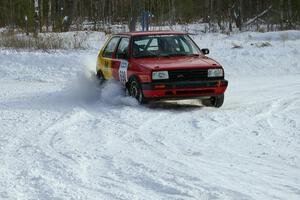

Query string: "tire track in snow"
[[29, 108, 138, 199], [37, 110, 83, 165]]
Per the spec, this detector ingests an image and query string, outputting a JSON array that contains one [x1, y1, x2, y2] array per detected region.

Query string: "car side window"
[[179, 36, 199, 53], [116, 37, 130, 59], [179, 38, 190, 52], [103, 37, 120, 58], [147, 38, 159, 51]]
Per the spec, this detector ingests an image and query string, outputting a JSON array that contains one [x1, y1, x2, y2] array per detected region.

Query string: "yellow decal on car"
[[97, 51, 113, 79], [100, 58, 113, 79], [96, 35, 114, 79]]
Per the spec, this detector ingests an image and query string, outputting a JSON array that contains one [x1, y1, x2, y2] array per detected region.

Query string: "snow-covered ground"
[[0, 31, 300, 200]]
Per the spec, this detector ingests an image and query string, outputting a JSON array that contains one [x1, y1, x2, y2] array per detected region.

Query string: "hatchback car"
[[96, 31, 228, 107]]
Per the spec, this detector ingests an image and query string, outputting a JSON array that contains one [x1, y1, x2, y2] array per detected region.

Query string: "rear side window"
[[116, 37, 130, 59], [103, 37, 120, 58]]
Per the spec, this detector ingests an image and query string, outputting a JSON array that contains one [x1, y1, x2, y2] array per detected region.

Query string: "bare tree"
[[40, 0, 43, 32], [280, 0, 284, 29], [46, 0, 52, 32], [63, 0, 79, 31], [34, 0, 40, 36], [129, 0, 139, 31], [0, 0, 300, 33]]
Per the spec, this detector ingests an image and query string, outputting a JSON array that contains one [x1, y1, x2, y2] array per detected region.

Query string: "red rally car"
[[96, 31, 228, 107]]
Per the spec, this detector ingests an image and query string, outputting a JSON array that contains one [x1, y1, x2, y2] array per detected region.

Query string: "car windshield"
[[132, 35, 201, 58]]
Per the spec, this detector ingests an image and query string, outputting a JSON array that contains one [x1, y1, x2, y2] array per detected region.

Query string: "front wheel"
[[202, 94, 224, 108], [128, 77, 148, 104]]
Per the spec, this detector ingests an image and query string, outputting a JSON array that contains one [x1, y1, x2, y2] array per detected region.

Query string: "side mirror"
[[201, 48, 209, 55]]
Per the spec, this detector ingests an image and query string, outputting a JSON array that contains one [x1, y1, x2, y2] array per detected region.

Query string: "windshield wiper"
[[188, 53, 200, 56], [165, 53, 199, 57], [134, 54, 159, 58]]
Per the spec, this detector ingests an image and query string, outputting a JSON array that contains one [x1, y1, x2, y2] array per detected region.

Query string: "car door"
[[111, 37, 130, 85], [99, 36, 120, 80]]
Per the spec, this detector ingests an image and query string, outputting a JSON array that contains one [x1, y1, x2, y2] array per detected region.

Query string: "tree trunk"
[[239, 0, 243, 31], [129, 0, 139, 32], [280, 0, 284, 29], [34, 0, 39, 36], [40, 0, 43, 32], [46, 0, 51, 32], [287, 0, 292, 28], [63, 0, 79, 31], [9, 0, 13, 30]]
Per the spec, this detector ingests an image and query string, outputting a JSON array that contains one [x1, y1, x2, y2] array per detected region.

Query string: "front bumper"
[[141, 80, 228, 100]]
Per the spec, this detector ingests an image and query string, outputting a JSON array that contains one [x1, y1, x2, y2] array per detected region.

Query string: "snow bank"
[[246, 30, 300, 41], [50, 31, 106, 49], [1, 31, 300, 200], [193, 31, 300, 77], [0, 31, 106, 50], [35, 31, 106, 50]]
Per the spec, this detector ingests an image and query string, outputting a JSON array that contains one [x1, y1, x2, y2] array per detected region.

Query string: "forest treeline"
[[0, 0, 299, 33]]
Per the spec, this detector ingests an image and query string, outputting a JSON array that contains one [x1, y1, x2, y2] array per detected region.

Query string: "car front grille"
[[154, 68, 222, 82]]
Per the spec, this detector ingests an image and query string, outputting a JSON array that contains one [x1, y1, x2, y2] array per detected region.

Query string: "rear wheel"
[[128, 77, 148, 104], [96, 70, 105, 85], [202, 94, 224, 108]]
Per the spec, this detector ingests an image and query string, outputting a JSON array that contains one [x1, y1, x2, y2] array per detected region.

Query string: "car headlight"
[[208, 68, 223, 77], [152, 71, 169, 80]]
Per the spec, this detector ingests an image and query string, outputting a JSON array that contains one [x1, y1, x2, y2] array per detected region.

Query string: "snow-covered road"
[[0, 32, 300, 200]]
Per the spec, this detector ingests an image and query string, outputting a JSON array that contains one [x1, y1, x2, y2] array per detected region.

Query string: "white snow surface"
[[0, 31, 300, 200]]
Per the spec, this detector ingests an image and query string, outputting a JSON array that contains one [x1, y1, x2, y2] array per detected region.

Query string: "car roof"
[[115, 31, 187, 37]]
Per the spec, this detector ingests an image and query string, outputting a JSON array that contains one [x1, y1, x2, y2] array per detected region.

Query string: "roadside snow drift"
[[0, 31, 300, 200]]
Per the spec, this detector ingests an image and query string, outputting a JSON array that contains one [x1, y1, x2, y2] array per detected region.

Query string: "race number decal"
[[119, 61, 128, 85]]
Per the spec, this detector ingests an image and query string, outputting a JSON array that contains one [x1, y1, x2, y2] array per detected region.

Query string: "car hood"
[[131, 56, 221, 70]]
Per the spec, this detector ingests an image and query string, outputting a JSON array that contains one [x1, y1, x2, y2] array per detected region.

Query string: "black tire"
[[96, 70, 105, 85], [202, 94, 224, 108], [128, 77, 148, 104]]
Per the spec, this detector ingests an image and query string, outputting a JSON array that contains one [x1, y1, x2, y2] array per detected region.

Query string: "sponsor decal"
[[119, 61, 128, 85]]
